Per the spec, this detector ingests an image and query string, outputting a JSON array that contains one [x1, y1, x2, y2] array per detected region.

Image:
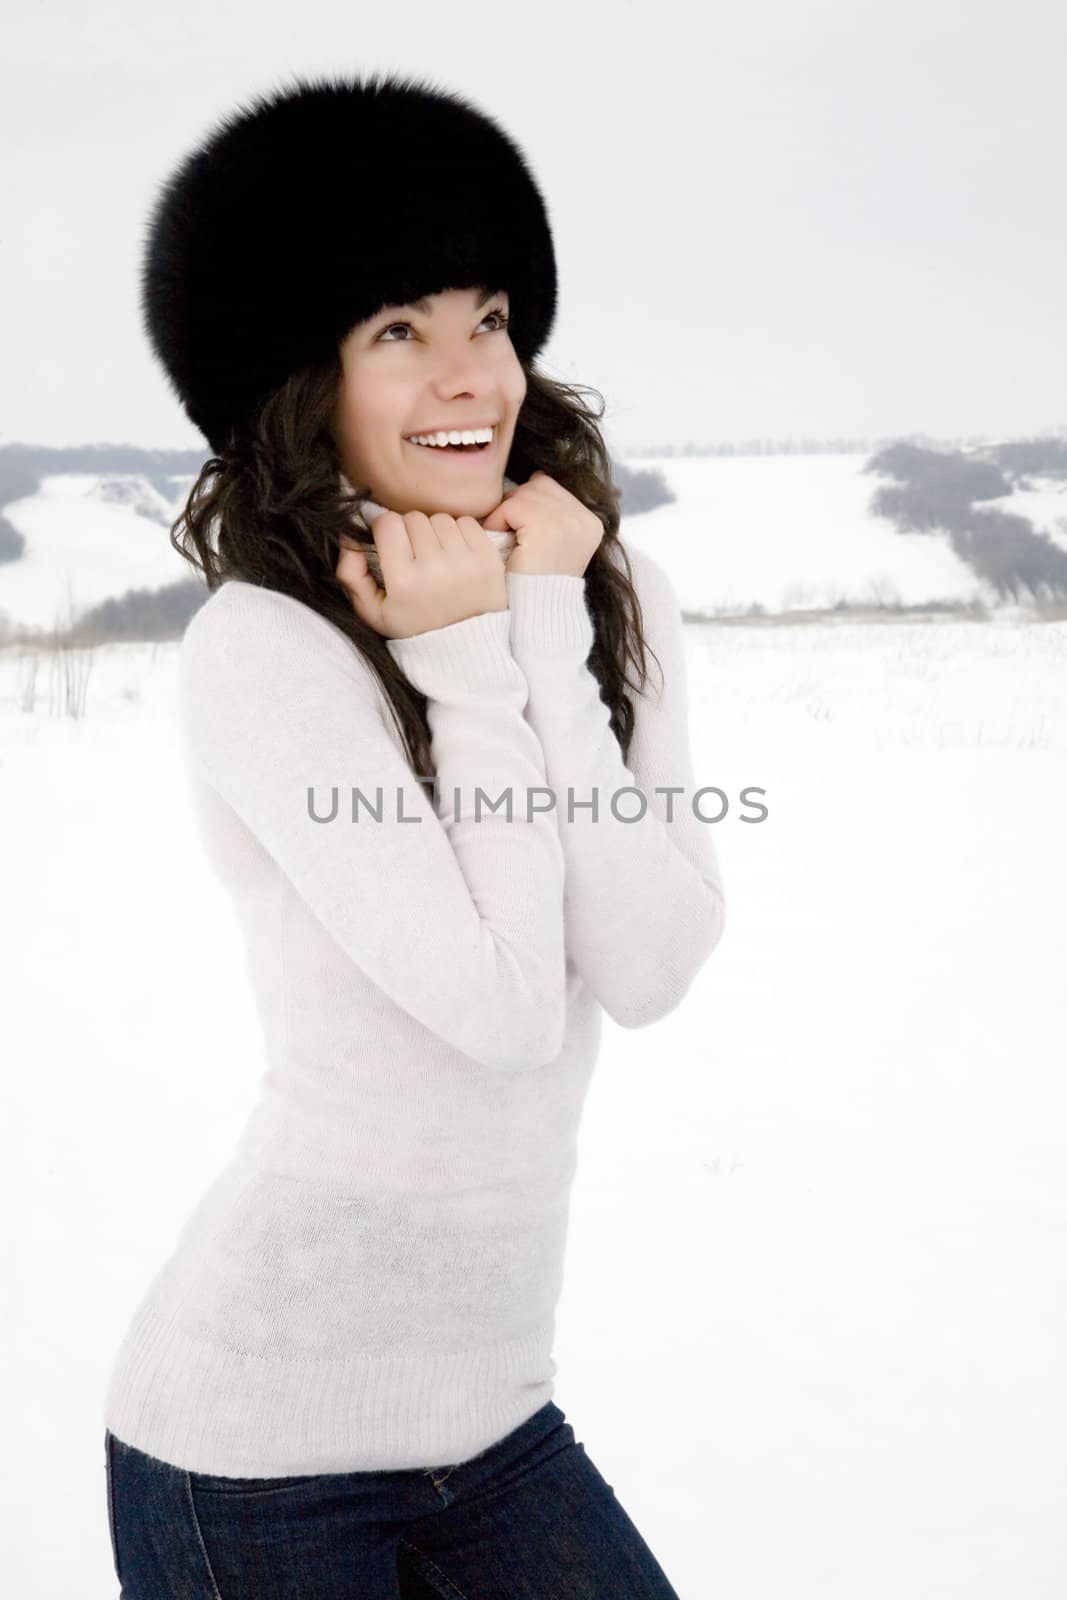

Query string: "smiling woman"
[[163, 275, 642, 793], [104, 65, 722, 1600], [334, 284, 524, 516]]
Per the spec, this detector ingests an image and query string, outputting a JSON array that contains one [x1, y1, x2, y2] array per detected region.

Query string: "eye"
[[377, 306, 511, 343]]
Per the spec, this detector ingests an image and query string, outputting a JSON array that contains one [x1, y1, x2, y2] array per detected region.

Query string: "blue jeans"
[[104, 1400, 682, 1598]]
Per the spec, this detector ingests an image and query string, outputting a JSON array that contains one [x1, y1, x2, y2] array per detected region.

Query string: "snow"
[[981, 474, 1067, 554], [0, 453, 1042, 641], [0, 473, 193, 633], [3, 547, 1067, 1594], [621, 454, 995, 614]]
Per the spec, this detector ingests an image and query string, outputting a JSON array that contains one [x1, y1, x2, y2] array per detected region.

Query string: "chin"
[[417, 483, 502, 517]]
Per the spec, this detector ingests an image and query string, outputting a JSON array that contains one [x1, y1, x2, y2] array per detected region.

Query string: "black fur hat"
[[140, 71, 558, 455]]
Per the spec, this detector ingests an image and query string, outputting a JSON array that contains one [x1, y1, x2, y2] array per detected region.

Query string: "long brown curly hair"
[[169, 351, 661, 788]]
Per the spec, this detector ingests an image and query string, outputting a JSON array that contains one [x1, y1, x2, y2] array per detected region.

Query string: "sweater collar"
[[352, 473, 519, 529], [344, 473, 522, 569]]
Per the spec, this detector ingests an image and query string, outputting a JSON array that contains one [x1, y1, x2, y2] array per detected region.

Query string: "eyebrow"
[[383, 286, 505, 317]]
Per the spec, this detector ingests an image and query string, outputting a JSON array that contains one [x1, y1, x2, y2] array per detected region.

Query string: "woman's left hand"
[[481, 471, 603, 577]]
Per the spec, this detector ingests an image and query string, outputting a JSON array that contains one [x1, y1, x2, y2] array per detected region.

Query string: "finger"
[[373, 509, 419, 587], [480, 496, 519, 533], [428, 511, 474, 557], [336, 541, 371, 592], [454, 513, 490, 554], [338, 552, 389, 633], [337, 542, 375, 593], [336, 535, 365, 567], [337, 531, 377, 557], [397, 509, 441, 566]]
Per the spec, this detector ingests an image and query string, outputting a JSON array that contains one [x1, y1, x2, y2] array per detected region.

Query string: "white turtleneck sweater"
[[102, 488, 726, 1476], [351, 473, 525, 583]]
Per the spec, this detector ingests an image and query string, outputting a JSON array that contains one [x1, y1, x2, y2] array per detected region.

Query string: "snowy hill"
[[622, 454, 990, 615], [4, 451, 1067, 640], [0, 472, 196, 634]]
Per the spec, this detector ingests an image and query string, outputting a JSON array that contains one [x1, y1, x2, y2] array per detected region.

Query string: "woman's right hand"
[[336, 510, 507, 640]]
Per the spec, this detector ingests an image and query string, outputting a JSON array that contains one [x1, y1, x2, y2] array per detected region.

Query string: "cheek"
[[337, 385, 397, 460], [500, 358, 527, 421]]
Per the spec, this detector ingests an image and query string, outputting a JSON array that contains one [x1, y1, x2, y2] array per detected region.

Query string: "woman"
[[103, 71, 726, 1598]]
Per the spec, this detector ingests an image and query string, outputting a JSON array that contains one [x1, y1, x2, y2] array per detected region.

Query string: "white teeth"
[[407, 426, 495, 448]]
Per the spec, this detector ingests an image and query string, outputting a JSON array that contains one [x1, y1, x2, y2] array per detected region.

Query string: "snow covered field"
[[623, 454, 996, 614], [3, 580, 1066, 1594], [5, 450, 1066, 636]]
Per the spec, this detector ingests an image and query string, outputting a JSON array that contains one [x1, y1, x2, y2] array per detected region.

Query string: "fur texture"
[[141, 71, 558, 454]]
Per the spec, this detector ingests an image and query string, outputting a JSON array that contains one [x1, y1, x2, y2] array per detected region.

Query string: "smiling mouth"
[[405, 436, 496, 457]]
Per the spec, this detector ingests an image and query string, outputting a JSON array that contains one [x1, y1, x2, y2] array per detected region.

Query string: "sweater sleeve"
[[503, 541, 725, 1027], [176, 581, 567, 1072]]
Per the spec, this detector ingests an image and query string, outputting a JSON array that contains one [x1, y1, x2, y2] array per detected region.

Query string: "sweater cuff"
[[504, 573, 595, 657], [385, 606, 524, 698]]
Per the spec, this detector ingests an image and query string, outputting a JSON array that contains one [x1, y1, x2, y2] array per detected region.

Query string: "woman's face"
[[335, 285, 526, 519]]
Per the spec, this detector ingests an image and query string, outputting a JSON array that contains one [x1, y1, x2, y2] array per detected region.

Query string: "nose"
[[428, 341, 497, 399]]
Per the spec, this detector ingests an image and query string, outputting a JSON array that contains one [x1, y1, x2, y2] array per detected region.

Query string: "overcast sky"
[[3, 0, 1064, 457]]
